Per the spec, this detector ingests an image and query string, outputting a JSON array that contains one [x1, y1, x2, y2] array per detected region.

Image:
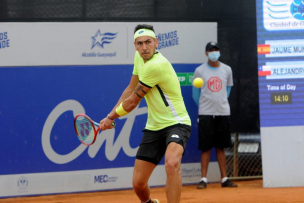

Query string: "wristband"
[[107, 114, 114, 120], [115, 102, 129, 116]]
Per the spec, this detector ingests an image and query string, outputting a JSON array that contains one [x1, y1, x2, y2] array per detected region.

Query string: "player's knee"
[[165, 158, 180, 174], [132, 178, 146, 190]]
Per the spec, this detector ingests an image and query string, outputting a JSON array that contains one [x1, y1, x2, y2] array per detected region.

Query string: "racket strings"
[[75, 116, 95, 144]]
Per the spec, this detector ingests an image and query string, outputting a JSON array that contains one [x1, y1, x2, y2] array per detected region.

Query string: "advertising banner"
[[0, 22, 218, 197]]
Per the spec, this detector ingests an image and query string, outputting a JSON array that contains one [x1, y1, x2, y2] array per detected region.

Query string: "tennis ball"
[[193, 77, 204, 88]]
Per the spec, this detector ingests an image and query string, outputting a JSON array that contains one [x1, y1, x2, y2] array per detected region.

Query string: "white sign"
[[0, 22, 217, 66]]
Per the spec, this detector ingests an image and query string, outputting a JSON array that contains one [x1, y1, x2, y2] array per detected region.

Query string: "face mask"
[[208, 51, 220, 62]]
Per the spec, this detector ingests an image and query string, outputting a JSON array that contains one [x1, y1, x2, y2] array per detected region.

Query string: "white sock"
[[200, 177, 207, 183], [221, 177, 228, 183]]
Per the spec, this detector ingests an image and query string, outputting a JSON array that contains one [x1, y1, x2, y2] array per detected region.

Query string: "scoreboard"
[[257, 0, 304, 127]]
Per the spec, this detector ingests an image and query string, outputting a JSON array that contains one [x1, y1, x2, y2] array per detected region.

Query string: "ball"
[[193, 77, 204, 88]]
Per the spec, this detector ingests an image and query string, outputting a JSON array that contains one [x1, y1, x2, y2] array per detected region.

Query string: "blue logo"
[[91, 30, 117, 49], [266, 1, 289, 19], [94, 175, 108, 183], [138, 30, 144, 34], [290, 0, 304, 20], [0, 32, 10, 49], [94, 174, 118, 183], [17, 176, 28, 190], [157, 30, 179, 50], [266, 1, 304, 20]]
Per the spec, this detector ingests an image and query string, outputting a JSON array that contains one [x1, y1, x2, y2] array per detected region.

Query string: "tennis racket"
[[74, 114, 115, 146]]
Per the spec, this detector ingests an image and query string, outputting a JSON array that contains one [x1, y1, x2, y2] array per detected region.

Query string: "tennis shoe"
[[151, 199, 160, 203], [197, 180, 207, 189], [221, 179, 237, 187]]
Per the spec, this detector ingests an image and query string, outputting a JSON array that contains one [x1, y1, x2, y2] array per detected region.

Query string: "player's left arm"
[[119, 82, 150, 112], [100, 82, 150, 130]]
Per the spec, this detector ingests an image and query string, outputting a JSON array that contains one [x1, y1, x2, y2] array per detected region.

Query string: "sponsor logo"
[[177, 73, 194, 86], [181, 167, 201, 179], [94, 175, 108, 183], [94, 175, 118, 183], [263, 0, 304, 30], [208, 77, 222, 92], [17, 176, 28, 190], [157, 30, 179, 50], [91, 30, 117, 49], [290, 0, 304, 20], [171, 134, 179, 138], [0, 32, 10, 49], [81, 30, 117, 58], [42, 100, 147, 164]]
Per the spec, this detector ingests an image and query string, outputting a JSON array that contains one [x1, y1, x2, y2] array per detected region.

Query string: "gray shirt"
[[193, 62, 233, 115]]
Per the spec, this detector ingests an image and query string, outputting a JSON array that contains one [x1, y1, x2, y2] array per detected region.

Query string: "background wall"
[[0, 0, 261, 198], [0, 22, 219, 198], [0, 0, 259, 133]]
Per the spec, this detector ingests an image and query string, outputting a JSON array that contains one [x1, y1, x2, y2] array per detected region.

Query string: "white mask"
[[208, 51, 220, 62]]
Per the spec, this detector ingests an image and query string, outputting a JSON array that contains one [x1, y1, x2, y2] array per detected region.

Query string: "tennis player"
[[99, 24, 191, 203]]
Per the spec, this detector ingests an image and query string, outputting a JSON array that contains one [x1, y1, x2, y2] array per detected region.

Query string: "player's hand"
[[99, 117, 115, 131]]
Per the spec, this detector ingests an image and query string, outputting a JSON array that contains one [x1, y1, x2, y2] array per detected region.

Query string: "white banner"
[[0, 163, 221, 198], [0, 22, 217, 66]]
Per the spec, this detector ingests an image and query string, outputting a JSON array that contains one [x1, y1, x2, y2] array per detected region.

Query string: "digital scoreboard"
[[257, 0, 304, 127]]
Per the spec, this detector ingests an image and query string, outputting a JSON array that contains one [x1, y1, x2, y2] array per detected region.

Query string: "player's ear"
[[134, 41, 139, 51], [155, 38, 159, 48], [205, 51, 208, 57]]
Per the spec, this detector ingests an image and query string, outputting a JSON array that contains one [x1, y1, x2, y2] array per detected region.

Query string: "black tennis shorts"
[[136, 124, 191, 165], [198, 115, 232, 152]]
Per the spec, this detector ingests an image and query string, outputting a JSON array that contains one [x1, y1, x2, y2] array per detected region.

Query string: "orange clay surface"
[[1, 179, 304, 203]]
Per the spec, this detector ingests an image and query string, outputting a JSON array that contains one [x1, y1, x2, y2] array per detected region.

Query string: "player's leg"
[[164, 142, 184, 202], [132, 159, 157, 202], [134, 130, 165, 202], [164, 124, 191, 202]]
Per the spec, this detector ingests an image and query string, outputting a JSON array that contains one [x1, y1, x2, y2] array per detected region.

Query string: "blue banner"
[[0, 64, 207, 175]]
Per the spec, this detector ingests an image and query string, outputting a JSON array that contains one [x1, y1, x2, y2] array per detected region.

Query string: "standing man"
[[192, 42, 237, 189], [99, 24, 191, 203]]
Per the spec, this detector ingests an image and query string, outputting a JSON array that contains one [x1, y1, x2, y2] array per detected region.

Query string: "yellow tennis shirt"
[[133, 51, 191, 130]]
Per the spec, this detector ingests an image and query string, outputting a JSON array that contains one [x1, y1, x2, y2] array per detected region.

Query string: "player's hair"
[[134, 24, 155, 34]]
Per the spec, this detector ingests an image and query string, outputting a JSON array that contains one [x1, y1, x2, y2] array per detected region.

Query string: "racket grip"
[[111, 121, 116, 128], [94, 121, 115, 129]]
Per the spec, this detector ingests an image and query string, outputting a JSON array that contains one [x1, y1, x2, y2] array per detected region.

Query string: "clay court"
[[1, 179, 303, 203]]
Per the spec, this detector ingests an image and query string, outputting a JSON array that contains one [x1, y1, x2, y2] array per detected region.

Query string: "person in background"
[[192, 41, 237, 189]]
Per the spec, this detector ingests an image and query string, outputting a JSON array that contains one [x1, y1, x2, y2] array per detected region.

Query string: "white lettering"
[[42, 100, 148, 164]]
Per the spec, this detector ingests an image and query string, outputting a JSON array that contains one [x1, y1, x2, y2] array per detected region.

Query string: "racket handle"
[[94, 121, 116, 128], [111, 121, 116, 128]]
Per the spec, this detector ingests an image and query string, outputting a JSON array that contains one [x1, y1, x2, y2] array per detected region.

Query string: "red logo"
[[208, 77, 222, 92]]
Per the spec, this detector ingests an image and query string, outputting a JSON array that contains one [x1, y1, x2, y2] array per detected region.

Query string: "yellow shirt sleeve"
[[140, 61, 161, 88]]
